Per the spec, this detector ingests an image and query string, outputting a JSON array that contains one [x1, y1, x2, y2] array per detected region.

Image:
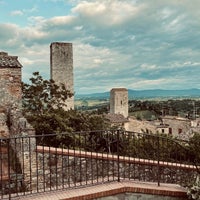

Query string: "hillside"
[[75, 88, 200, 100]]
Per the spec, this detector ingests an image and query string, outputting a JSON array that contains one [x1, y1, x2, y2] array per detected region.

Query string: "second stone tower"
[[50, 42, 74, 110]]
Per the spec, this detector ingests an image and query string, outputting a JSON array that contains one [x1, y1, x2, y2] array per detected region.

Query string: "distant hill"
[[76, 91, 109, 99], [128, 88, 200, 98], [75, 89, 200, 100]]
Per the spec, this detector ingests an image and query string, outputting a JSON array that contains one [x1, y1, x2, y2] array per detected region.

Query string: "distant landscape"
[[75, 88, 200, 100]]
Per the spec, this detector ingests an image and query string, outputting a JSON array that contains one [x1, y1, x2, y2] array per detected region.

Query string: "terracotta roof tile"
[[105, 113, 129, 123], [111, 88, 128, 92], [0, 52, 22, 68]]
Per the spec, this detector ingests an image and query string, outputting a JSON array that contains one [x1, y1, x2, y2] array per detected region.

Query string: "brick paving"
[[11, 180, 187, 200]]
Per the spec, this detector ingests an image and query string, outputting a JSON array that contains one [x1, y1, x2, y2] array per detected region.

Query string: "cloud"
[[72, 0, 145, 26], [10, 6, 38, 18], [10, 10, 24, 16], [43, 0, 66, 2], [0, 24, 22, 50], [46, 16, 76, 27], [0, 0, 200, 94], [23, 6, 38, 14]]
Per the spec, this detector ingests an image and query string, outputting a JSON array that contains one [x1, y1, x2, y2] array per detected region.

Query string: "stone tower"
[[110, 88, 128, 118], [50, 42, 74, 110]]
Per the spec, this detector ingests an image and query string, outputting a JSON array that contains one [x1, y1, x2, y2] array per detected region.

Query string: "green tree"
[[22, 72, 73, 114], [187, 133, 200, 200], [22, 72, 110, 147], [188, 133, 200, 174]]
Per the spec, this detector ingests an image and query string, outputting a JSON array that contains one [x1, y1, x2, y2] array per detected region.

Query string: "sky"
[[0, 0, 200, 94]]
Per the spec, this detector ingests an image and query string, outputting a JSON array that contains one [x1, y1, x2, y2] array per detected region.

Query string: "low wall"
[[1, 145, 196, 199], [34, 146, 197, 191], [96, 193, 188, 200]]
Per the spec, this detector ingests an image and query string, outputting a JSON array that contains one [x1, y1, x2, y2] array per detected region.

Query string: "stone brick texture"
[[50, 42, 74, 110], [110, 88, 128, 118], [0, 52, 36, 197], [0, 67, 22, 110]]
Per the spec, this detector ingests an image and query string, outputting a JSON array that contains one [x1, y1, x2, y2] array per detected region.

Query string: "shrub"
[[187, 176, 200, 200]]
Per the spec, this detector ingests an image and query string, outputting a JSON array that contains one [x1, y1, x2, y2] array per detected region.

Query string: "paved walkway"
[[11, 180, 187, 200]]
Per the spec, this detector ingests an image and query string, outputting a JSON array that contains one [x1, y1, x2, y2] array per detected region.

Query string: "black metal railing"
[[0, 130, 198, 199]]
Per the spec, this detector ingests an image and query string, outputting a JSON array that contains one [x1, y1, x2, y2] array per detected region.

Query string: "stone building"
[[110, 88, 128, 118], [0, 52, 34, 136], [0, 51, 36, 192], [0, 52, 22, 109], [158, 116, 192, 140], [50, 42, 74, 110], [0, 52, 23, 138]]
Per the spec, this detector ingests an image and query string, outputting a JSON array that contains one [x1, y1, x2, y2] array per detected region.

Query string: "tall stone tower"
[[50, 42, 74, 110], [110, 88, 128, 118]]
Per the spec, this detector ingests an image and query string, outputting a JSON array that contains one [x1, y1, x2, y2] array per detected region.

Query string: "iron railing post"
[[117, 129, 120, 182], [0, 139, 2, 199], [7, 138, 11, 200], [157, 136, 160, 186]]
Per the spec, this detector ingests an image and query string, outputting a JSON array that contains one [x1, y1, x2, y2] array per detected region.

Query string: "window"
[[178, 128, 182, 134]]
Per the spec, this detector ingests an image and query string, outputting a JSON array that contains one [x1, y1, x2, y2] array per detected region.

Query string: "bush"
[[187, 176, 200, 200]]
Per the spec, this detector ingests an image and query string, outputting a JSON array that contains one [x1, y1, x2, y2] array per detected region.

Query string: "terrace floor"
[[12, 180, 187, 200]]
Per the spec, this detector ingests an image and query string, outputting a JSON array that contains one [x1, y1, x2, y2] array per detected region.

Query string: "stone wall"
[[0, 113, 9, 137], [0, 136, 36, 195], [0, 65, 22, 110], [0, 66, 22, 137], [1, 145, 197, 197], [0, 52, 36, 196], [96, 192, 188, 200], [32, 147, 196, 191], [0, 52, 22, 137]]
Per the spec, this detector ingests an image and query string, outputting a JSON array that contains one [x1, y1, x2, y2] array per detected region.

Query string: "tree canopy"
[[22, 71, 73, 114], [22, 72, 110, 138]]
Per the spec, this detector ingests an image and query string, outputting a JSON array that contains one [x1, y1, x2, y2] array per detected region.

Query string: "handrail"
[[0, 130, 198, 199]]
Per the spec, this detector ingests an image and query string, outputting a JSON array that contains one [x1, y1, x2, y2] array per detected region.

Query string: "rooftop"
[[111, 88, 128, 92], [105, 113, 129, 123], [0, 52, 22, 68]]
